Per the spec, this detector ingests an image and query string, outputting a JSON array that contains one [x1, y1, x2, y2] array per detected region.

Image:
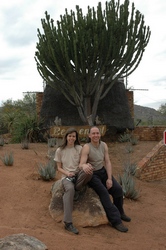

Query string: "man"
[[79, 126, 131, 232]]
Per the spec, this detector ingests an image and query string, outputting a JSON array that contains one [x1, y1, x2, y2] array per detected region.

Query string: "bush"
[[1, 151, 14, 166], [38, 159, 56, 181], [11, 114, 44, 143]]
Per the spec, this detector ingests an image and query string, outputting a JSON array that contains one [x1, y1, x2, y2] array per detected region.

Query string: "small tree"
[[158, 103, 166, 115], [35, 0, 151, 125]]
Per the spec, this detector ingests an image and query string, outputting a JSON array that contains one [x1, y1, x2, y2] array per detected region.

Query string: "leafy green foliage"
[[157, 103, 166, 115], [38, 159, 56, 181], [35, 0, 151, 124], [1, 151, 14, 166], [0, 93, 36, 130], [0, 93, 44, 143], [11, 114, 43, 143]]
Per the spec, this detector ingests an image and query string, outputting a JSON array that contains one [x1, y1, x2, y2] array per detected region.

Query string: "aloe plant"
[[38, 159, 56, 181], [118, 172, 140, 200], [21, 139, 29, 149], [48, 138, 56, 147], [1, 151, 14, 166]]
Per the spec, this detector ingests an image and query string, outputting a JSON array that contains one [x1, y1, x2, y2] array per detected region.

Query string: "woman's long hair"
[[60, 127, 80, 149]]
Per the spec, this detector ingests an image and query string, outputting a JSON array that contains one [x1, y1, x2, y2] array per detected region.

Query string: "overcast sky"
[[0, 0, 166, 110]]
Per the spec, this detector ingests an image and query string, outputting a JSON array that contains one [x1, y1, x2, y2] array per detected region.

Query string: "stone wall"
[[137, 140, 166, 181]]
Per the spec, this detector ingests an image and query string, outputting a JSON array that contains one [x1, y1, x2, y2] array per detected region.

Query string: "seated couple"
[[54, 126, 131, 235]]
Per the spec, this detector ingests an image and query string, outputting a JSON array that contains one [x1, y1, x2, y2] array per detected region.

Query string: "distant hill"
[[134, 104, 166, 125]]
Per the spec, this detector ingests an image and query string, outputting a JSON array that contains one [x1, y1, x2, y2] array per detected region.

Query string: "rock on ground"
[[49, 180, 108, 227], [0, 234, 47, 250]]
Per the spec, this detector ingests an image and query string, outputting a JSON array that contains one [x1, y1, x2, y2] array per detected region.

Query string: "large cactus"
[[35, 0, 151, 125]]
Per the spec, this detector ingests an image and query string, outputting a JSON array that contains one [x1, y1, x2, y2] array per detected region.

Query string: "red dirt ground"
[[0, 141, 166, 250]]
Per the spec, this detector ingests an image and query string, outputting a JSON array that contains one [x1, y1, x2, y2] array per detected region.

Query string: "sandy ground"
[[0, 141, 166, 250]]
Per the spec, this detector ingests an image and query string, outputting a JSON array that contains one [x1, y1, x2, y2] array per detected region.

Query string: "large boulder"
[[0, 234, 47, 250], [49, 180, 108, 227], [40, 81, 134, 132]]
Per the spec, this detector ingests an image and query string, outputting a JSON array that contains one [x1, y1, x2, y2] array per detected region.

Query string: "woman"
[[54, 127, 92, 234]]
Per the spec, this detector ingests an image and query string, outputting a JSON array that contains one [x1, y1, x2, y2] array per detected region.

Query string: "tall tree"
[[35, 0, 151, 125]]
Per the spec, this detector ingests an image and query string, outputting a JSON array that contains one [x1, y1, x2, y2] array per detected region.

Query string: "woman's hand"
[[67, 172, 75, 177]]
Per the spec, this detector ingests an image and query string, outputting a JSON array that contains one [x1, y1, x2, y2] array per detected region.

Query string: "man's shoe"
[[113, 223, 128, 232], [64, 222, 79, 234], [121, 214, 131, 222]]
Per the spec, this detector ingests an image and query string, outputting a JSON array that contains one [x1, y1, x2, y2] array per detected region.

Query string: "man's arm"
[[79, 144, 94, 174], [104, 142, 113, 189]]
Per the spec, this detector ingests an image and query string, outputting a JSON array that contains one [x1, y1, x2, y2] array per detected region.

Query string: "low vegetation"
[[38, 159, 56, 181], [118, 172, 140, 200], [21, 139, 29, 149], [1, 151, 14, 166], [0, 137, 4, 146]]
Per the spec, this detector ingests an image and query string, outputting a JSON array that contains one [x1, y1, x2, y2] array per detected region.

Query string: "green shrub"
[[1, 151, 14, 166], [38, 159, 56, 181], [118, 172, 140, 200], [11, 114, 43, 143]]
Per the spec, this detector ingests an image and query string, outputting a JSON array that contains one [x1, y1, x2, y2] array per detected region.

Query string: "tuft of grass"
[[1, 151, 14, 166], [38, 159, 56, 181]]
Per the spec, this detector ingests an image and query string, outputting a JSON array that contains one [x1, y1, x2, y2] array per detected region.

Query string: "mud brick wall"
[[126, 90, 134, 119], [133, 126, 166, 141], [137, 140, 166, 181], [36, 92, 44, 117]]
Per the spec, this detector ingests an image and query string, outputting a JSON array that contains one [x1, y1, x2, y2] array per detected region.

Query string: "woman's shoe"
[[64, 222, 79, 234]]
